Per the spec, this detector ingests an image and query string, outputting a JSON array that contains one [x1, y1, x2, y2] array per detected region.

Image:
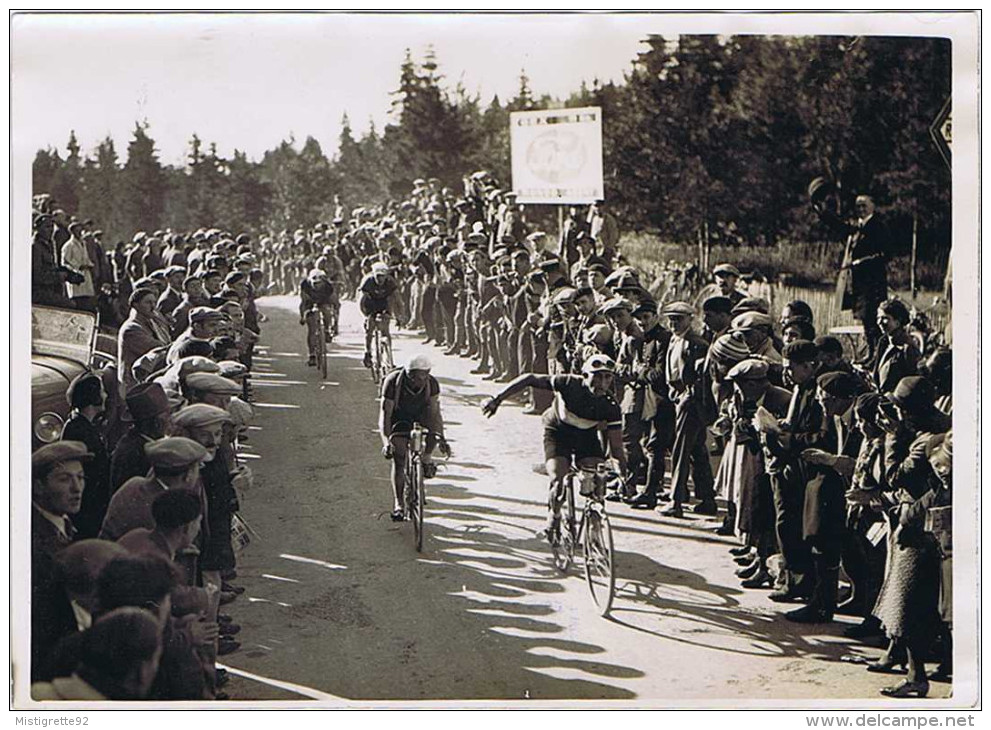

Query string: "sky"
[[12, 13, 653, 166]]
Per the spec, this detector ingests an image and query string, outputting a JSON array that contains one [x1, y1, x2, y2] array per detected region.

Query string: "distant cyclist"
[[380, 354, 451, 521], [299, 268, 335, 366], [481, 354, 629, 540], [359, 261, 398, 369]]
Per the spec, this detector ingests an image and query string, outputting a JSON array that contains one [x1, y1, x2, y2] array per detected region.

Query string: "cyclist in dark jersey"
[[380, 354, 451, 521], [481, 354, 629, 538], [359, 261, 398, 368], [299, 268, 336, 366]]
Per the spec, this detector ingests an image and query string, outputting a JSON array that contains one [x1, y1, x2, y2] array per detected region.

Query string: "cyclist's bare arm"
[[379, 397, 395, 449], [481, 373, 551, 417], [605, 428, 629, 478]]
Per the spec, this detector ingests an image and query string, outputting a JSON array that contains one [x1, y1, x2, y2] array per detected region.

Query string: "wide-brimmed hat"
[[123, 382, 170, 422]]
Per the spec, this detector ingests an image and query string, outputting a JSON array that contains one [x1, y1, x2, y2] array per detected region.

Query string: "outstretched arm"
[[481, 373, 550, 417]]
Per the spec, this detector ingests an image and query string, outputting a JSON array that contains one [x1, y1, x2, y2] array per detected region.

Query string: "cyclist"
[[380, 354, 452, 521], [359, 261, 398, 369], [481, 354, 629, 540], [299, 268, 336, 366], [315, 253, 344, 336]]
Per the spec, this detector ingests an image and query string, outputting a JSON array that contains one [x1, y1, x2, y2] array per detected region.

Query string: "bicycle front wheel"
[[371, 329, 382, 384], [378, 336, 394, 378], [582, 504, 616, 616], [316, 315, 328, 379], [411, 459, 425, 552]]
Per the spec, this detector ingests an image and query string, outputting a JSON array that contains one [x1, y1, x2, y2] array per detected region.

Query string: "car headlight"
[[34, 412, 65, 444]]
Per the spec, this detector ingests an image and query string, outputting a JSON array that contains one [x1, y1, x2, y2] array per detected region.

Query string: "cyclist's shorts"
[[359, 294, 389, 317], [542, 425, 605, 462]]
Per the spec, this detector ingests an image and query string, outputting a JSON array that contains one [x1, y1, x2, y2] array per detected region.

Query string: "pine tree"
[[120, 122, 168, 233]]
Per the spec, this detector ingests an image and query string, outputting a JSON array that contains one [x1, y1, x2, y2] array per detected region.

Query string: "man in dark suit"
[[31, 441, 92, 681], [661, 301, 716, 518], [838, 195, 889, 358], [109, 382, 173, 492]]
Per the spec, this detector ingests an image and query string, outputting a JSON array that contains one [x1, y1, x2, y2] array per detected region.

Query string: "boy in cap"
[[661, 302, 717, 518]]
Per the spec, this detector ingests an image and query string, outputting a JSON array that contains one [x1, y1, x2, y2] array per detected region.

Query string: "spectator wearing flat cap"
[[109, 383, 173, 492], [558, 206, 588, 270], [696, 263, 745, 310], [701, 295, 735, 342], [814, 335, 857, 379], [731, 311, 782, 365], [757, 340, 824, 602], [168, 307, 226, 366], [59, 372, 111, 539], [157, 265, 187, 319], [784, 371, 866, 624], [32, 212, 80, 307], [720, 358, 792, 586], [30, 441, 93, 680], [171, 404, 239, 601], [119, 287, 173, 390], [100, 436, 209, 542], [661, 301, 717, 518], [587, 201, 619, 263]]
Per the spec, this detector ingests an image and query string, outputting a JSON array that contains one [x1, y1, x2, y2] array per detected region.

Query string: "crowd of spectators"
[[29, 169, 954, 700]]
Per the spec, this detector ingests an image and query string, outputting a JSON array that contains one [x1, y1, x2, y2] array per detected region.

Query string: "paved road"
[[220, 295, 950, 703]]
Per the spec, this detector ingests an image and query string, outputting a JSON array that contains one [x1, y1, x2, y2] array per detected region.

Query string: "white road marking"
[[216, 663, 344, 701], [262, 573, 301, 583], [247, 597, 293, 607], [279, 553, 348, 570], [253, 402, 301, 409]]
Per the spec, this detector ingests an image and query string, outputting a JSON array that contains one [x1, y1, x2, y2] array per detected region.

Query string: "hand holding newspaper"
[[752, 405, 781, 435]]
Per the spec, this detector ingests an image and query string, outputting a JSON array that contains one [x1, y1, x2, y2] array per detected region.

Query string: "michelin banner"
[[510, 106, 604, 204]]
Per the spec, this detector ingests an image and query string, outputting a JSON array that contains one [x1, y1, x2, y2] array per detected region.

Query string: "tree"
[[119, 122, 168, 234]]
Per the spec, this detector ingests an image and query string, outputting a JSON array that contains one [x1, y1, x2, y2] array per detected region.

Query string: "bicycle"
[[369, 312, 394, 385], [389, 422, 429, 552], [304, 305, 328, 379], [548, 458, 617, 617]]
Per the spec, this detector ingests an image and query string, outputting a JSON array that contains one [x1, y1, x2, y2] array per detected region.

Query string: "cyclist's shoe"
[[363, 351, 372, 368], [422, 462, 438, 479], [536, 514, 561, 544], [307, 355, 316, 366], [390, 509, 404, 522]]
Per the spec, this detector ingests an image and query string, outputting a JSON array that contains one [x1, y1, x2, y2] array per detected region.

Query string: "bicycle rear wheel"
[[551, 479, 577, 572], [582, 504, 616, 616]]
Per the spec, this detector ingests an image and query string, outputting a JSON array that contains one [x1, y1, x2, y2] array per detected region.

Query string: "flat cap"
[[185, 372, 242, 395], [662, 301, 695, 317], [781, 339, 818, 363], [731, 297, 770, 315], [702, 295, 734, 314], [602, 296, 634, 314], [144, 436, 208, 470], [709, 333, 751, 365], [887, 376, 936, 416], [726, 358, 770, 382], [33, 441, 93, 472], [713, 263, 742, 278], [189, 307, 226, 324], [632, 299, 658, 315], [165, 265, 186, 277], [552, 287, 579, 305], [172, 403, 233, 430], [217, 360, 248, 379], [731, 311, 773, 331], [538, 258, 563, 273], [224, 271, 247, 286], [817, 371, 862, 399]]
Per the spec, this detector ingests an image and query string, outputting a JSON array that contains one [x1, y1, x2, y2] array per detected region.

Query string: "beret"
[[602, 297, 634, 314], [713, 263, 742, 277], [172, 403, 233, 430], [184, 372, 242, 395], [662, 301, 695, 317], [731, 297, 770, 315], [702, 295, 734, 314], [33, 441, 93, 472], [817, 371, 862, 399], [128, 287, 158, 309], [731, 311, 773, 331], [726, 358, 770, 382], [189, 307, 226, 324], [144, 436, 208, 471], [552, 287, 579, 305], [781, 339, 818, 363], [66, 371, 103, 408]]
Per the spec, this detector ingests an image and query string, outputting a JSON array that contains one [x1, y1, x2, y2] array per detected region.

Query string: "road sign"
[[929, 96, 951, 171], [510, 106, 603, 204]]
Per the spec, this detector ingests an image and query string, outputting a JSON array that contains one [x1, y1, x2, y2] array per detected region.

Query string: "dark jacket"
[[60, 414, 111, 540]]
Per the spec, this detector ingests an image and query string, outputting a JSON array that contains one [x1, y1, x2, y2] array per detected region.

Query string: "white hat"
[[406, 354, 432, 372], [371, 262, 389, 274]]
